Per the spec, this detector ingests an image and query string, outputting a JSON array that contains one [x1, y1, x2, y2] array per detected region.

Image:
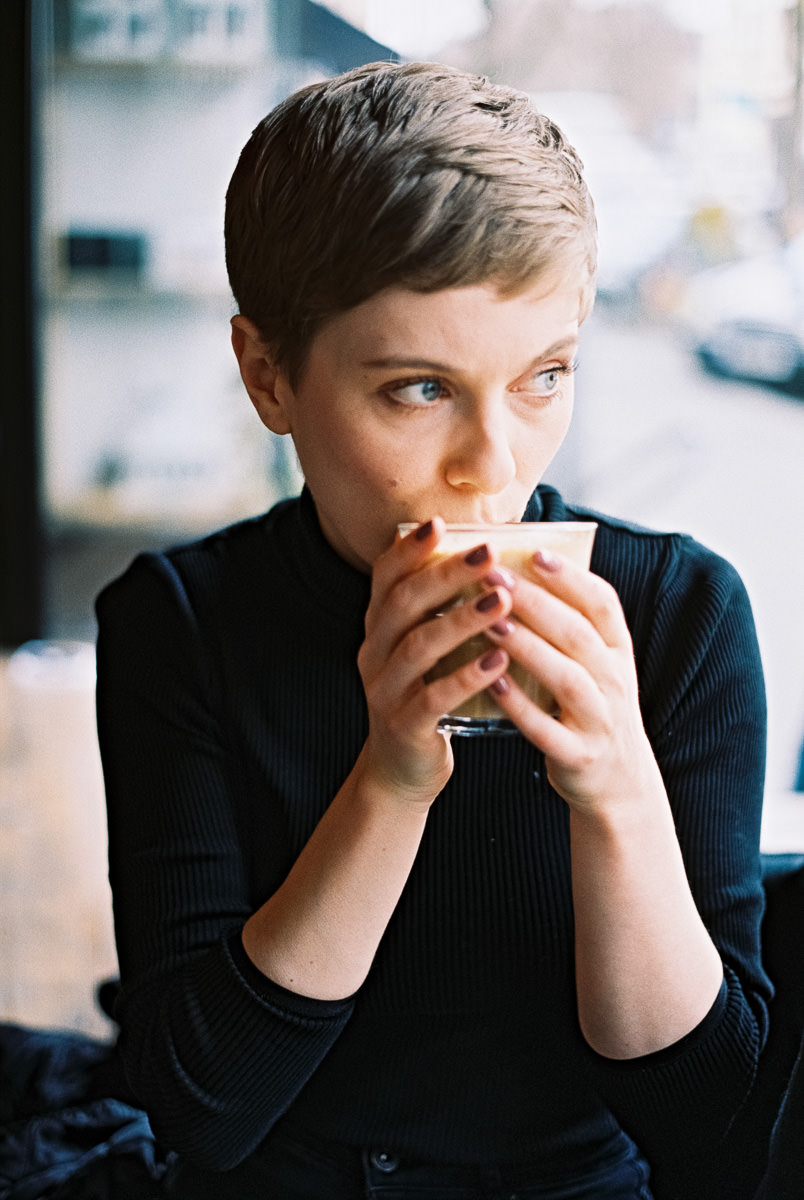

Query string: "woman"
[[95, 61, 770, 1199]]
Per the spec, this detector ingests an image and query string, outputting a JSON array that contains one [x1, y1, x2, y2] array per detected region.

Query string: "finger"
[[368, 518, 446, 618], [361, 585, 513, 710], [497, 579, 612, 687], [364, 526, 508, 665], [485, 618, 607, 727], [486, 580, 641, 727], [486, 669, 579, 761], [384, 642, 512, 742], [372, 520, 510, 614], [525, 550, 629, 650]]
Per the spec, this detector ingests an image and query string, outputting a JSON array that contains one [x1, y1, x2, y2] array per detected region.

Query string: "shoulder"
[[96, 496, 298, 626], [538, 484, 747, 620], [94, 500, 304, 708]]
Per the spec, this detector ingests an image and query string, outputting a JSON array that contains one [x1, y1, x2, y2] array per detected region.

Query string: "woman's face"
[[264, 278, 584, 571]]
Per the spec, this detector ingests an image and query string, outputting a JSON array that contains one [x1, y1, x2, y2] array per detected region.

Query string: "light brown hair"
[[225, 60, 597, 382]]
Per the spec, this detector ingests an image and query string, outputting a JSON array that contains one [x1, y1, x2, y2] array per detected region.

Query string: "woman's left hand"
[[486, 548, 725, 1060], [485, 549, 665, 815], [486, 549, 725, 1058]]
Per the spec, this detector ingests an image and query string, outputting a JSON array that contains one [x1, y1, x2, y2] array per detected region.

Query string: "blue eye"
[[388, 378, 444, 405], [538, 369, 562, 394], [526, 360, 578, 398]]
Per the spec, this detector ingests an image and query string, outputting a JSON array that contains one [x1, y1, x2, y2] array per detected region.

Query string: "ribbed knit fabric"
[[95, 484, 771, 1189]]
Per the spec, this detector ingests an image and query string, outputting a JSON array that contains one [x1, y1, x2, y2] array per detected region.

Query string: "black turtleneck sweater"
[[95, 484, 770, 1187]]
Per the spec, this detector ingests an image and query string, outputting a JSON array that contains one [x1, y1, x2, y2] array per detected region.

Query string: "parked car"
[[681, 233, 804, 392]]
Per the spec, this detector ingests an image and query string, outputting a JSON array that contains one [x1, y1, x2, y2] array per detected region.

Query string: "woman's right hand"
[[356, 518, 513, 805], [242, 522, 511, 999]]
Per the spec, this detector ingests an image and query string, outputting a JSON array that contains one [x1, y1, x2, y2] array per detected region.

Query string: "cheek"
[[548, 391, 575, 445], [339, 426, 421, 485], [520, 403, 573, 468], [300, 412, 369, 472]]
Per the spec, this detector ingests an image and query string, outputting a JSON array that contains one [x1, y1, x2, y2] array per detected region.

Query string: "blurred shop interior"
[[1, 0, 804, 1033]]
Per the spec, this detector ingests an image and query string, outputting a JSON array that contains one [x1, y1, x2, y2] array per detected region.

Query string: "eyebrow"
[[361, 337, 579, 373]]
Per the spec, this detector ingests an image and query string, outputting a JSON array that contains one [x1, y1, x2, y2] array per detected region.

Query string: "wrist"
[[350, 742, 443, 817], [567, 775, 676, 862]]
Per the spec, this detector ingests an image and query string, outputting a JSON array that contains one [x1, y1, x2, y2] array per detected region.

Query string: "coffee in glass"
[[400, 522, 597, 735]]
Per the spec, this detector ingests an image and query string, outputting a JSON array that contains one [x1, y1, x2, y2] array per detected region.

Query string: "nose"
[[444, 399, 517, 496]]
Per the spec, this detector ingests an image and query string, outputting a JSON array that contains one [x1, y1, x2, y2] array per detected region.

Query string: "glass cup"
[[399, 521, 598, 735]]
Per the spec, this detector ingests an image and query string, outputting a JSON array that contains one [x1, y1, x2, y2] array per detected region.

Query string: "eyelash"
[[383, 360, 579, 408], [525, 360, 579, 396]]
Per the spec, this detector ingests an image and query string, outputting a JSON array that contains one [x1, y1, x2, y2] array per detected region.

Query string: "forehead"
[[308, 277, 587, 369]]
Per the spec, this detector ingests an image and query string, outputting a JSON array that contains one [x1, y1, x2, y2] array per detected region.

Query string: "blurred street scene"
[[554, 303, 804, 801]]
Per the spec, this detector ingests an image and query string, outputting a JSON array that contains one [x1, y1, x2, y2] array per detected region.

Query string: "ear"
[[230, 315, 293, 435]]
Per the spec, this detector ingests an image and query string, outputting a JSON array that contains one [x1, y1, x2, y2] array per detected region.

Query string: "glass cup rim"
[[397, 520, 598, 537]]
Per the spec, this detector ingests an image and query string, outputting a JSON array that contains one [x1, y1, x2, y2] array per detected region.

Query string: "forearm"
[[242, 744, 432, 1000], [570, 787, 723, 1061]]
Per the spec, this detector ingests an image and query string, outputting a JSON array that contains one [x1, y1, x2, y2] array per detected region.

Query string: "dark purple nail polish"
[[490, 618, 514, 636], [489, 675, 510, 695], [414, 520, 434, 541], [475, 590, 500, 613], [464, 543, 490, 566], [480, 648, 505, 671]]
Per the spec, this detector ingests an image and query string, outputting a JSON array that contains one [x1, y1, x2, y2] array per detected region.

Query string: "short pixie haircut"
[[225, 60, 597, 382]]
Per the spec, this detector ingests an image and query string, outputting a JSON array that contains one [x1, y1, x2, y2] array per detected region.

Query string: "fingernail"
[[414, 520, 434, 541], [490, 618, 514, 636], [475, 589, 500, 613], [485, 566, 516, 589], [480, 648, 505, 671], [489, 675, 510, 695], [533, 548, 559, 571], [464, 543, 490, 566]]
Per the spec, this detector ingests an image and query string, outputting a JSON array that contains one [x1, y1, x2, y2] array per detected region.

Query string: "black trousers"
[[166, 1128, 654, 1199]]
